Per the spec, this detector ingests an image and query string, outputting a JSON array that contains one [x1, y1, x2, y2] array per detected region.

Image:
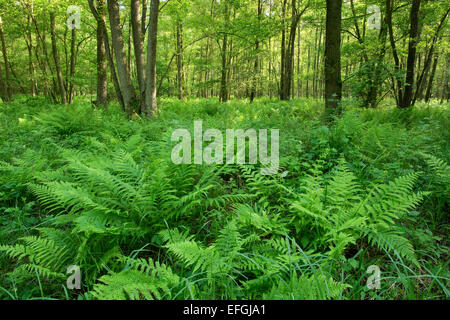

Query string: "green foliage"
[[0, 97, 448, 300]]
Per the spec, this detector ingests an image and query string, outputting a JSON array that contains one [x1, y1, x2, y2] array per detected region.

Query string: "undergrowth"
[[0, 95, 448, 300]]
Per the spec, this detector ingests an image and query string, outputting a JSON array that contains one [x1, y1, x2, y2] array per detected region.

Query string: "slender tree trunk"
[[297, 23, 301, 98], [400, 0, 421, 108], [424, 52, 439, 102], [306, 44, 310, 98], [441, 55, 449, 103], [226, 37, 233, 101], [311, 27, 318, 98], [108, 0, 136, 115], [144, 0, 160, 116], [324, 0, 342, 115], [250, 0, 262, 103], [280, 0, 305, 101], [413, 8, 448, 104], [131, 0, 146, 112], [0, 52, 5, 101], [68, 28, 76, 103], [365, 0, 389, 108], [280, 0, 287, 100], [0, 16, 12, 101], [95, 0, 108, 108], [141, 0, 147, 36], [49, 12, 67, 104], [219, 2, 229, 103], [176, 20, 184, 100], [89, 0, 122, 109], [26, 11, 36, 96], [29, 6, 52, 98], [386, 0, 402, 106], [127, 17, 132, 74]]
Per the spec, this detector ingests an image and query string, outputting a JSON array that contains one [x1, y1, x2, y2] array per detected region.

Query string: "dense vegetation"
[[0, 96, 448, 299], [0, 0, 448, 301], [0, 1, 448, 111]]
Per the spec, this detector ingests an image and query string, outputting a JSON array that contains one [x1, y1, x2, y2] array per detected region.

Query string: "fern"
[[264, 272, 349, 300], [0, 229, 75, 282], [290, 158, 425, 265], [91, 257, 180, 300]]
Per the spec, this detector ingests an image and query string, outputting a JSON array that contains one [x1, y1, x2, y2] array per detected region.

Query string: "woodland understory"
[[0, 0, 449, 300]]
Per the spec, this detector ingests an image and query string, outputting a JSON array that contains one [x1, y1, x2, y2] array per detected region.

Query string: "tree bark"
[[144, 0, 160, 116], [96, 0, 108, 108], [89, 0, 124, 110], [400, 0, 421, 108], [49, 11, 67, 104], [176, 20, 184, 100], [68, 28, 76, 103], [0, 16, 12, 101], [413, 8, 448, 104], [424, 52, 439, 102], [324, 0, 342, 114], [219, 1, 230, 103], [441, 55, 449, 103], [25, 7, 37, 96], [250, 0, 262, 103], [108, 0, 136, 115], [386, 0, 403, 106], [296, 23, 301, 98], [0, 51, 5, 101], [365, 0, 389, 108], [131, 0, 146, 110]]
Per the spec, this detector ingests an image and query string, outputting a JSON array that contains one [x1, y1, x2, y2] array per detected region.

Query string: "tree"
[[89, 0, 124, 110], [249, 0, 262, 103], [0, 15, 12, 101], [424, 51, 439, 102], [413, 8, 449, 104], [176, 17, 184, 100], [49, 7, 67, 104], [0, 0, 448, 110], [108, 0, 137, 115], [324, 0, 342, 115], [143, 0, 160, 116], [280, 0, 307, 101], [399, 0, 421, 108], [95, 0, 107, 108], [219, 0, 230, 103], [131, 0, 146, 109]]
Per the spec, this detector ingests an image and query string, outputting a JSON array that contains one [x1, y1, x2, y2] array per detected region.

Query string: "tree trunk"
[[108, 0, 136, 115], [424, 52, 439, 102], [413, 8, 448, 104], [95, 0, 108, 108], [365, 0, 389, 108], [306, 44, 310, 98], [144, 0, 160, 116], [0, 52, 5, 101], [131, 0, 146, 111], [25, 10, 36, 96], [176, 20, 184, 100], [324, 0, 342, 115], [386, 0, 403, 106], [89, 0, 123, 109], [296, 23, 301, 98], [280, 0, 287, 100], [0, 16, 12, 101], [250, 0, 262, 103], [68, 28, 76, 104], [49, 12, 67, 104], [400, 0, 421, 108], [219, 3, 229, 103], [441, 55, 449, 103]]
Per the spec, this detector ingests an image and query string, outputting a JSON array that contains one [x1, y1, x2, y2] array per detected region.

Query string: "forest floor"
[[0, 95, 448, 300]]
